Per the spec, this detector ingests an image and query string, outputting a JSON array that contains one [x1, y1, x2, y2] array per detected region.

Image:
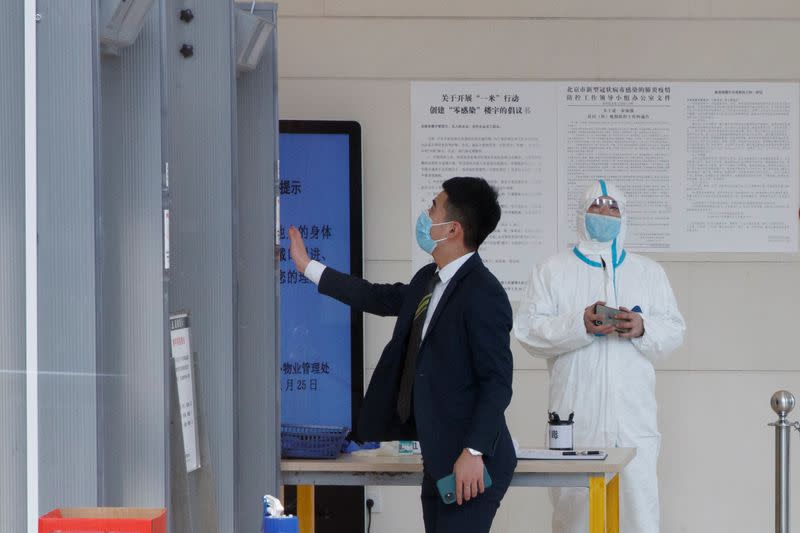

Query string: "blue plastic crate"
[[280, 424, 349, 459]]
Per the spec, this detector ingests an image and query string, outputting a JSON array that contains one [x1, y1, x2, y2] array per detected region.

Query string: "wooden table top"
[[282, 447, 635, 475]]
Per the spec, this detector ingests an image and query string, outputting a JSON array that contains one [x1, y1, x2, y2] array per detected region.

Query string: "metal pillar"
[[770, 390, 799, 533]]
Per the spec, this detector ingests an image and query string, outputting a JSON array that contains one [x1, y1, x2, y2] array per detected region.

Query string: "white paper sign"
[[412, 81, 558, 298], [411, 82, 798, 296], [163, 209, 170, 270], [557, 81, 799, 253], [169, 312, 201, 473]]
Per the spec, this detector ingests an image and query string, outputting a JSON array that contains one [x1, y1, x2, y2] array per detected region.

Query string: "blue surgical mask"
[[416, 211, 452, 254], [585, 213, 621, 242]]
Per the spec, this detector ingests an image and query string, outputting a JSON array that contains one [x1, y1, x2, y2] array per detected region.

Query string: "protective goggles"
[[589, 196, 619, 209]]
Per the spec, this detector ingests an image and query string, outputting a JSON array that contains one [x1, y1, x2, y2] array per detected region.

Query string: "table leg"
[[588, 475, 606, 533], [297, 485, 315, 533], [606, 474, 619, 533]]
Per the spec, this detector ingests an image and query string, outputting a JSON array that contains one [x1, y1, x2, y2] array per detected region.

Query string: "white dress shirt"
[[419, 252, 474, 339]]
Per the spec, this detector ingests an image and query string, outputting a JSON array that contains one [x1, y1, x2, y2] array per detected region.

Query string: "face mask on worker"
[[585, 213, 621, 243]]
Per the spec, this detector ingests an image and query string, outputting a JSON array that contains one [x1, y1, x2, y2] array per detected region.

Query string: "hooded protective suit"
[[514, 180, 685, 533]]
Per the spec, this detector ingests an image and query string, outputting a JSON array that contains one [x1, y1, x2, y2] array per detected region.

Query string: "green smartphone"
[[435, 467, 493, 504]]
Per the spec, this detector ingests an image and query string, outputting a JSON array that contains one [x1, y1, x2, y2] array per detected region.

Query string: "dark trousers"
[[420, 469, 504, 533]]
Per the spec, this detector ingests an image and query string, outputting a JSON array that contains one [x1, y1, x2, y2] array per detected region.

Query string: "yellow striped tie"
[[397, 271, 441, 422]]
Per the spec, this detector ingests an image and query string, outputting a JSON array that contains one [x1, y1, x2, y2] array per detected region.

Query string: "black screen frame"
[[278, 119, 364, 431]]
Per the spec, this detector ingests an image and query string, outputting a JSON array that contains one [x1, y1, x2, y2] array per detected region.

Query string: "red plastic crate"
[[39, 508, 166, 533]]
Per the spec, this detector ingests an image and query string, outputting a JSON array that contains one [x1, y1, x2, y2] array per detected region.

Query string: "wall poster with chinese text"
[[412, 81, 799, 298]]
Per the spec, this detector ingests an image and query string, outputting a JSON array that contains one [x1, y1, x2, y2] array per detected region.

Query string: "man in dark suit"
[[288, 177, 516, 533]]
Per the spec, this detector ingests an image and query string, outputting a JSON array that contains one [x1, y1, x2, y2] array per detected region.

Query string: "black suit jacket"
[[319, 253, 517, 486]]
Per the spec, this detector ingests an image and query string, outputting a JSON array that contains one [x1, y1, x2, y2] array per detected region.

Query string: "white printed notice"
[[169, 312, 201, 473], [557, 81, 799, 252], [411, 82, 558, 298], [412, 82, 798, 295]]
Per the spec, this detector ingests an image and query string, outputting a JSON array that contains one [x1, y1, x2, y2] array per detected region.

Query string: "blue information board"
[[278, 121, 363, 430]]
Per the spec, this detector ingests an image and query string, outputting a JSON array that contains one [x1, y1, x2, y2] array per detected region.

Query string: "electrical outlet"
[[365, 487, 382, 513]]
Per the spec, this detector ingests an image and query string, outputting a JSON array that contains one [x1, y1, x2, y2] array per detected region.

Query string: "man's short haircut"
[[441, 177, 501, 250]]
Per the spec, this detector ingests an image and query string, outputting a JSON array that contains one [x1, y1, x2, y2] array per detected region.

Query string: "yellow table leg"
[[589, 475, 606, 533], [606, 474, 619, 533], [297, 485, 315, 533]]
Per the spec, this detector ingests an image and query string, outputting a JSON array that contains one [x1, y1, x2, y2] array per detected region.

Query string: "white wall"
[[275, 2, 800, 531]]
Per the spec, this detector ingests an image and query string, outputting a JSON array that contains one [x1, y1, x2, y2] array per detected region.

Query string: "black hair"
[[441, 177, 501, 250]]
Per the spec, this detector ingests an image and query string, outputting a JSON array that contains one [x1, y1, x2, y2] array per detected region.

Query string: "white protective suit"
[[514, 180, 685, 533]]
